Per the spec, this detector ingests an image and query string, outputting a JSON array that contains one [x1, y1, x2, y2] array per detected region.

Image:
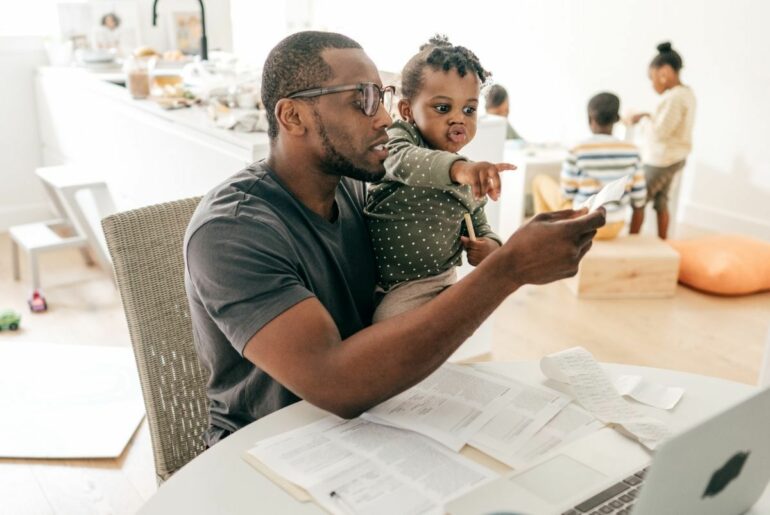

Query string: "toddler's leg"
[[372, 268, 457, 323]]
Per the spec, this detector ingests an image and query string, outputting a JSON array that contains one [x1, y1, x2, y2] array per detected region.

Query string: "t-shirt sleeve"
[[186, 217, 314, 355]]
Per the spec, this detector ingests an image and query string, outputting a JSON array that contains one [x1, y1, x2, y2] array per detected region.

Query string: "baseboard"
[[679, 201, 770, 241], [0, 203, 53, 231]]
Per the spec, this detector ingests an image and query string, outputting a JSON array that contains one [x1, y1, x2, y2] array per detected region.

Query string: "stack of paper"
[[245, 416, 496, 515]]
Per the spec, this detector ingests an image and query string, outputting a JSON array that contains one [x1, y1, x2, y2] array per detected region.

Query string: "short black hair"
[[485, 84, 508, 109], [400, 34, 491, 100], [261, 31, 362, 139], [588, 92, 620, 126], [650, 41, 683, 72]]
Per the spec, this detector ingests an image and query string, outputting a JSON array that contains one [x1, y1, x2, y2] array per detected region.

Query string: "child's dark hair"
[[400, 35, 491, 100], [588, 92, 620, 126], [485, 84, 508, 109], [650, 41, 683, 72]]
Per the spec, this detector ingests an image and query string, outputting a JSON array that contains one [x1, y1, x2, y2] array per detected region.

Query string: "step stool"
[[9, 165, 116, 304], [563, 234, 680, 299]]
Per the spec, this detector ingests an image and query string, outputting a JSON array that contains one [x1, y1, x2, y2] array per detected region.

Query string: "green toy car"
[[0, 310, 21, 331]]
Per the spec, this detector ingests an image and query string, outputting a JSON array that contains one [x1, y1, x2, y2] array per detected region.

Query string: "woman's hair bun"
[[657, 41, 673, 53]]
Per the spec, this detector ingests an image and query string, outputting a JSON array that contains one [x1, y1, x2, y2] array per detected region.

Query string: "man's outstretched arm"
[[244, 209, 605, 418]]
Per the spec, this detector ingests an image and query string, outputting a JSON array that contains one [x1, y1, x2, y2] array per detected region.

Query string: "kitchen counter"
[[36, 66, 269, 209]]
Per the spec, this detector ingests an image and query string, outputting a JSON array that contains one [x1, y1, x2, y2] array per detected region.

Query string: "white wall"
[[303, 0, 770, 239], [135, 0, 233, 54], [0, 37, 51, 230]]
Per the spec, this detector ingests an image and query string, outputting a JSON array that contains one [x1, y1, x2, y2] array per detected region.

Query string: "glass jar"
[[123, 54, 153, 99]]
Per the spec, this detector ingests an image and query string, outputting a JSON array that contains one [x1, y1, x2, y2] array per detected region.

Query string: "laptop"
[[446, 385, 770, 515]]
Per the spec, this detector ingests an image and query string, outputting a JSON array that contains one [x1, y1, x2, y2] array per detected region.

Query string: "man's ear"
[[274, 98, 308, 137], [398, 98, 413, 123]]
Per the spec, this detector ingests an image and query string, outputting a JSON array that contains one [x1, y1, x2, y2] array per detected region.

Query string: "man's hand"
[[460, 236, 500, 266], [496, 208, 606, 287], [450, 160, 516, 201]]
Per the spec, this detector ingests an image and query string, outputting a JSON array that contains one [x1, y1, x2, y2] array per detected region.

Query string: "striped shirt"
[[561, 135, 647, 224]]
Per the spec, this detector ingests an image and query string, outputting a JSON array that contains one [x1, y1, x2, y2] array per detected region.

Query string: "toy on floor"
[[0, 310, 21, 330], [28, 290, 48, 313]]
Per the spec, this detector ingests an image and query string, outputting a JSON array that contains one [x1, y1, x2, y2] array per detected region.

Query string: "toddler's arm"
[[384, 122, 467, 190]]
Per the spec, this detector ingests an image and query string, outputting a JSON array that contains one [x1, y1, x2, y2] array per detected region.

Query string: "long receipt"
[[540, 347, 675, 449]]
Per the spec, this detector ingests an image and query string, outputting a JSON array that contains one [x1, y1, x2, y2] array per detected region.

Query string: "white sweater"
[[642, 85, 696, 167]]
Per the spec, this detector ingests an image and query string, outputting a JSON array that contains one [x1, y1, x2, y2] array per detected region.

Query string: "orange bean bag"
[[667, 235, 770, 295]]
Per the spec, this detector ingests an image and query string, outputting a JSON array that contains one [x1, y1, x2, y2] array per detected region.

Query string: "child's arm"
[[384, 122, 467, 189], [385, 121, 515, 199], [649, 97, 685, 140]]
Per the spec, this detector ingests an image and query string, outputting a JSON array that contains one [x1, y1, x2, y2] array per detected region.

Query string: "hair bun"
[[657, 41, 673, 53]]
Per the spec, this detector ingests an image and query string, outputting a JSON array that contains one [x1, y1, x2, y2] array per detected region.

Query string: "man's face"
[[400, 68, 480, 153], [307, 48, 392, 182]]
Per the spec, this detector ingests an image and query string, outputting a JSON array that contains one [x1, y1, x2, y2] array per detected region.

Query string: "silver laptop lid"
[[633, 386, 770, 515]]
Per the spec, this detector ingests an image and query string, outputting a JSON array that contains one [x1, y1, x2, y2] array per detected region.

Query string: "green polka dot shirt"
[[364, 120, 501, 289]]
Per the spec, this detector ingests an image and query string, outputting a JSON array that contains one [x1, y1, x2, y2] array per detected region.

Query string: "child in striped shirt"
[[533, 92, 646, 239]]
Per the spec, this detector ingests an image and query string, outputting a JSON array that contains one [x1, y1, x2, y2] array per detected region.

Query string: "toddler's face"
[[399, 68, 480, 153]]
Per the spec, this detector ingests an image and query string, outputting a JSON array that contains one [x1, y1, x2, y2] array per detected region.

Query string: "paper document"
[[362, 364, 513, 451], [614, 374, 684, 410], [502, 402, 604, 469], [468, 373, 573, 467], [579, 174, 630, 212], [469, 370, 592, 468], [540, 347, 671, 449], [245, 416, 496, 515]]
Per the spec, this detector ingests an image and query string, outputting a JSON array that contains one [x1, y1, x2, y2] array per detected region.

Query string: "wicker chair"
[[102, 197, 209, 484]]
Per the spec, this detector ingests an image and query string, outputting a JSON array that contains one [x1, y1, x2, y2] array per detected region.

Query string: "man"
[[184, 31, 605, 446]]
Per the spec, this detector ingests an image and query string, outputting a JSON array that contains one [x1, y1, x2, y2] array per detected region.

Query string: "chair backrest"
[[101, 197, 208, 484]]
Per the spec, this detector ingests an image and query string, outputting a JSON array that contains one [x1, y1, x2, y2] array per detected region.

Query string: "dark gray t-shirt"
[[184, 161, 377, 445]]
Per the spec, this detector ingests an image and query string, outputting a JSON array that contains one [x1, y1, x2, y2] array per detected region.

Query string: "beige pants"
[[531, 174, 624, 240], [373, 268, 457, 323]]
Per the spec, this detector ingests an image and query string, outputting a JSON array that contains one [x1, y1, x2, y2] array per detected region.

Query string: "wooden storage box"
[[564, 235, 680, 298]]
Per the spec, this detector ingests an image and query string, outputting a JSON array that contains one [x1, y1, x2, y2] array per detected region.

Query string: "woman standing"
[[628, 42, 696, 239]]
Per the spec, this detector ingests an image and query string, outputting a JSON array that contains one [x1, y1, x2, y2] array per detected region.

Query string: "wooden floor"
[[1, 228, 768, 514]]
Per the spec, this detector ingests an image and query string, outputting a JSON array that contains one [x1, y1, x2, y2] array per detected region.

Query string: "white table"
[[496, 143, 568, 240], [137, 362, 770, 514]]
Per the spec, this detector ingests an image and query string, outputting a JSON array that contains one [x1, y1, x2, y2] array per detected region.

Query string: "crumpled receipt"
[[540, 347, 681, 450]]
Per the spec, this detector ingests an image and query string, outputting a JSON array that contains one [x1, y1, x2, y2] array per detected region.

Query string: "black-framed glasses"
[[287, 82, 395, 117]]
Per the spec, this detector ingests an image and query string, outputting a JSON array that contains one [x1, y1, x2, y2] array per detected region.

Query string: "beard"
[[312, 109, 386, 183]]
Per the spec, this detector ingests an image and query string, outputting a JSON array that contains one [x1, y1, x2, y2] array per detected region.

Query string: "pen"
[[329, 490, 356, 514]]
